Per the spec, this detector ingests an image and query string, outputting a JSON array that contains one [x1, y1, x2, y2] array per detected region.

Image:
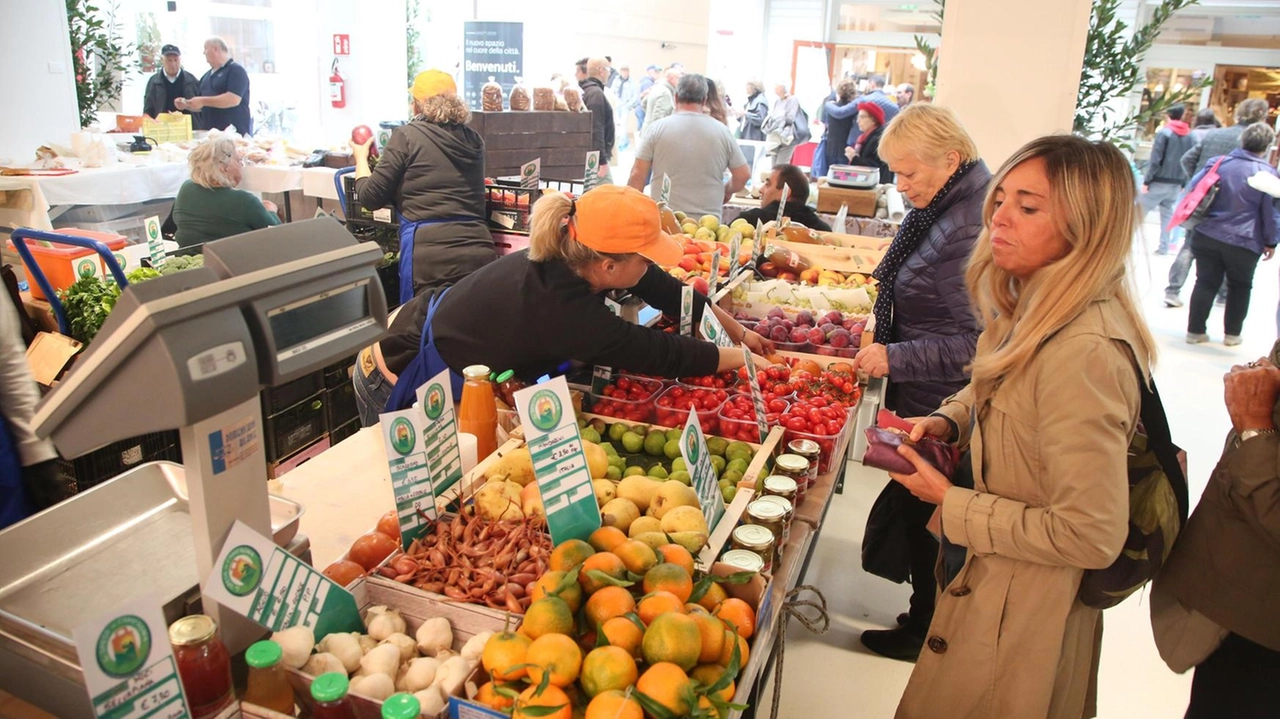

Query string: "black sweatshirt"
[[381, 250, 719, 381], [737, 200, 832, 232], [580, 77, 615, 164]]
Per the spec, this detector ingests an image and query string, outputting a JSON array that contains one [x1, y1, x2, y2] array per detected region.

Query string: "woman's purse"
[[1168, 156, 1225, 232], [862, 411, 961, 478]]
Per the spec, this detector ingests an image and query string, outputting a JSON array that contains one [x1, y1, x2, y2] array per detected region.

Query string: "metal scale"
[[0, 219, 389, 717]]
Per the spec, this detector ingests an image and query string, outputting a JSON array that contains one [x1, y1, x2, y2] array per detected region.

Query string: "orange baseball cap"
[[409, 69, 457, 102], [569, 185, 683, 266]]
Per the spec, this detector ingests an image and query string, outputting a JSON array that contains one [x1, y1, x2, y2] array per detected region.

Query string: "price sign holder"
[[660, 174, 672, 206], [753, 219, 765, 265], [700, 309, 735, 349], [415, 367, 465, 497], [520, 158, 541, 190], [742, 346, 769, 443], [709, 250, 723, 295], [73, 596, 193, 719], [583, 151, 601, 192], [145, 216, 164, 269], [775, 184, 790, 225], [831, 202, 849, 233], [380, 409, 438, 548], [729, 232, 742, 278], [680, 285, 694, 336], [515, 377, 601, 544], [680, 413, 726, 530]]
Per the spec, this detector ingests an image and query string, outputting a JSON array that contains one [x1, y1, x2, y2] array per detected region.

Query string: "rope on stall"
[[769, 585, 831, 718]]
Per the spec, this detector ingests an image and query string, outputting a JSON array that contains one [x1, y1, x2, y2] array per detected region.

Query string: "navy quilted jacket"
[[884, 161, 991, 417]]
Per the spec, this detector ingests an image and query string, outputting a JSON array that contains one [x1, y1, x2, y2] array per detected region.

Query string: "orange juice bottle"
[[459, 364, 498, 460]]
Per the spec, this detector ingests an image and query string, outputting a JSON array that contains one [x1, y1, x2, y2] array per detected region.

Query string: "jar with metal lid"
[[730, 524, 775, 573], [721, 549, 766, 576], [746, 499, 787, 563], [756, 494, 794, 547], [787, 438, 821, 490], [761, 474, 798, 503], [169, 615, 234, 719], [774, 453, 812, 506]]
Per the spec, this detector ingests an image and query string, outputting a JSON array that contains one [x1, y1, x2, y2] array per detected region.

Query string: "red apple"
[[351, 125, 378, 158]]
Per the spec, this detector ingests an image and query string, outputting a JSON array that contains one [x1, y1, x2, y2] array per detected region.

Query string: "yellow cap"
[[409, 70, 457, 102]]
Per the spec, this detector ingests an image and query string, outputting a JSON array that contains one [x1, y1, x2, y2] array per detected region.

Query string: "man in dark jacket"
[[736, 164, 831, 231], [1142, 104, 1194, 255], [581, 57, 616, 184], [142, 44, 198, 118]]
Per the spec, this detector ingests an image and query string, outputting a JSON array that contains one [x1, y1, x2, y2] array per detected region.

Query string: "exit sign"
[[333, 34, 350, 55]]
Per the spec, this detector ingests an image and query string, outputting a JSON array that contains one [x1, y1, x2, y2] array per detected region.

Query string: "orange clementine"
[[525, 633, 582, 688], [690, 664, 735, 701], [637, 590, 685, 626], [636, 662, 693, 715], [585, 689, 642, 719], [655, 544, 695, 575], [530, 570, 584, 613], [482, 631, 533, 681], [641, 612, 702, 671], [642, 562, 694, 602], [713, 598, 756, 639], [579, 552, 628, 595], [717, 629, 749, 668], [697, 581, 729, 612], [513, 684, 572, 719], [584, 585, 636, 629], [549, 539, 595, 572], [579, 645, 639, 697], [689, 609, 726, 664], [599, 616, 644, 658], [476, 681, 515, 711], [588, 526, 628, 553], [520, 596, 576, 640], [613, 539, 659, 574], [698, 695, 725, 719]]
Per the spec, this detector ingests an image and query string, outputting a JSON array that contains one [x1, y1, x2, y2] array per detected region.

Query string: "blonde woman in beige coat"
[[887, 135, 1158, 719]]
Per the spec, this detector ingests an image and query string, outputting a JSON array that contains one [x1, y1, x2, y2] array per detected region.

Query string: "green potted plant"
[[66, 0, 138, 128]]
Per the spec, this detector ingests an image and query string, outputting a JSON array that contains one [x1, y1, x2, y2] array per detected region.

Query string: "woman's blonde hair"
[[879, 104, 980, 166], [414, 93, 471, 124], [965, 134, 1156, 399], [188, 136, 239, 189], [527, 191, 632, 268]]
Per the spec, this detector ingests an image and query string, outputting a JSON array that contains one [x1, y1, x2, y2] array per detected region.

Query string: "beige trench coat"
[[896, 296, 1148, 719]]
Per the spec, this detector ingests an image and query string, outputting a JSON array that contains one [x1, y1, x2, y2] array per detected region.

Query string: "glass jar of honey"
[[761, 475, 798, 504], [730, 524, 775, 574], [773, 453, 812, 506], [756, 494, 794, 547], [787, 439, 821, 494], [169, 615, 234, 719], [746, 499, 787, 564], [721, 549, 766, 577]]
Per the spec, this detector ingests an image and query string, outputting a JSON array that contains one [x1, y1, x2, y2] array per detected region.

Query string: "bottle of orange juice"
[[458, 365, 498, 460]]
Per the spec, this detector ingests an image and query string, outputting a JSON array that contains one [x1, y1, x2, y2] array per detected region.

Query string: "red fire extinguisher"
[[330, 59, 346, 109]]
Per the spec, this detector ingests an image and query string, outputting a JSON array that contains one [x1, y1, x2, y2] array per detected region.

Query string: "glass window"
[[209, 17, 274, 74]]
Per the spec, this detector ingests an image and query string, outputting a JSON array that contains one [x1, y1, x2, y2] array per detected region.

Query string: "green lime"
[[609, 456, 626, 470], [621, 432, 644, 454], [578, 418, 588, 429], [648, 465, 669, 480], [726, 441, 752, 458], [605, 465, 622, 480], [726, 458, 749, 475], [723, 486, 738, 503], [721, 469, 743, 486], [609, 423, 630, 442], [600, 442, 618, 457], [707, 437, 729, 457], [581, 427, 601, 444], [665, 428, 682, 443], [710, 455, 726, 476], [669, 470, 691, 486], [644, 432, 667, 457], [624, 466, 647, 477], [664, 439, 683, 460], [672, 458, 687, 472]]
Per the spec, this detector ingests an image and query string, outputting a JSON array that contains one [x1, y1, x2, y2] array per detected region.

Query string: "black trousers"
[[1188, 231, 1262, 337], [903, 490, 938, 631], [1185, 633, 1280, 719]]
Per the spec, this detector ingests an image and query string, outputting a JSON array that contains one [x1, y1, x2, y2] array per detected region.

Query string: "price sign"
[[380, 409, 438, 548], [680, 285, 694, 336], [416, 367, 465, 497], [660, 174, 672, 206], [203, 522, 363, 636], [583, 151, 601, 192], [709, 250, 723, 295], [73, 596, 193, 719], [515, 377, 601, 544], [680, 413, 726, 530], [742, 345, 769, 443], [700, 308, 734, 349], [753, 219, 765, 265], [520, 158, 541, 190], [729, 232, 742, 278], [831, 202, 849, 234], [591, 298, 622, 395], [775, 184, 790, 225], [145, 215, 164, 269]]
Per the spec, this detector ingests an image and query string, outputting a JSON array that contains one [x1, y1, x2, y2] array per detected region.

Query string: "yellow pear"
[[475, 480, 523, 521], [668, 530, 710, 554], [616, 475, 662, 512], [601, 498, 641, 532], [593, 479, 618, 507], [521, 482, 544, 518], [583, 442, 609, 479], [660, 505, 709, 535], [628, 516, 662, 537], [631, 532, 669, 550], [487, 446, 535, 486], [651, 482, 700, 520]]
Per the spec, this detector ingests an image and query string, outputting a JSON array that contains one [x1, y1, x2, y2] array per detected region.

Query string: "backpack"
[[1077, 379, 1189, 609]]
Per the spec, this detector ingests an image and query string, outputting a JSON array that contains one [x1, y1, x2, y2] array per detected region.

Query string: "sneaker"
[[1187, 333, 1209, 344], [1164, 294, 1184, 308], [860, 626, 926, 662], [1215, 297, 1227, 308], [1224, 335, 1243, 346]]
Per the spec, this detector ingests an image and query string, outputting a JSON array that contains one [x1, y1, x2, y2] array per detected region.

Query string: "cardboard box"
[[26, 331, 81, 386], [816, 186, 878, 216]]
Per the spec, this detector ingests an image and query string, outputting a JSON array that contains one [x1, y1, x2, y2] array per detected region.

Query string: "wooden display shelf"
[[764, 238, 885, 275]]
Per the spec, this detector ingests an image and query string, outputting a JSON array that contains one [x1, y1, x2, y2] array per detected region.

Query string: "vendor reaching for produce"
[[353, 185, 773, 425], [351, 69, 497, 300]]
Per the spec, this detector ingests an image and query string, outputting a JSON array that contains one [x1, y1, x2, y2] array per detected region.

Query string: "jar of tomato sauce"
[[168, 615, 234, 719]]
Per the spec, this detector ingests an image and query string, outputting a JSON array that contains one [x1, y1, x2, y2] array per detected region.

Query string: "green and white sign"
[[583, 151, 601, 192], [700, 308, 734, 349], [204, 521, 363, 636], [73, 596, 192, 719], [729, 233, 742, 278], [680, 285, 694, 337], [416, 367, 466, 497], [831, 202, 849, 234], [775, 183, 790, 226], [709, 250, 723, 296], [520, 158, 541, 190], [74, 256, 104, 281], [380, 408, 438, 549], [659, 174, 672, 206], [742, 345, 769, 443], [515, 377, 600, 544], [145, 215, 164, 269], [591, 298, 622, 395], [680, 413, 726, 529]]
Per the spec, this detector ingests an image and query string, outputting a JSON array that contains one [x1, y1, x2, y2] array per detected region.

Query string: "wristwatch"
[[1236, 428, 1278, 448]]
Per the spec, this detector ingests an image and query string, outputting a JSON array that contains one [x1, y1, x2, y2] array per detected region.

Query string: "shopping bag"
[[1168, 156, 1225, 232]]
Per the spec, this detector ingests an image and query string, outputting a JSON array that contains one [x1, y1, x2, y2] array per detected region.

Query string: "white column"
[[933, 0, 1094, 169]]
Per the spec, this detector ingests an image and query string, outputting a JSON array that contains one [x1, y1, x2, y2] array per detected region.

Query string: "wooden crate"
[[815, 185, 878, 216], [764, 238, 885, 275], [285, 579, 508, 719], [468, 110, 594, 177], [819, 232, 892, 251]]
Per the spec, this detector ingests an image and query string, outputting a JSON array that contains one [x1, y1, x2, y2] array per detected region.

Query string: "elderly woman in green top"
[[173, 136, 280, 247]]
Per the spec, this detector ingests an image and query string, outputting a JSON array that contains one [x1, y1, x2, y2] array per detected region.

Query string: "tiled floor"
[[760, 222, 1276, 719]]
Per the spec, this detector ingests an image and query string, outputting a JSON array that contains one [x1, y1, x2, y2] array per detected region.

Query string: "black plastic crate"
[[376, 262, 401, 308], [323, 356, 356, 389], [343, 175, 398, 227], [263, 391, 327, 463], [59, 431, 182, 493], [484, 178, 585, 235], [262, 370, 325, 416], [325, 380, 358, 430], [330, 417, 360, 445]]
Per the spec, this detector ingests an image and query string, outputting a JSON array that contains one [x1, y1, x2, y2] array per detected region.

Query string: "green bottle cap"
[[381, 693, 422, 719], [245, 640, 283, 669], [496, 370, 515, 383], [310, 672, 350, 703]]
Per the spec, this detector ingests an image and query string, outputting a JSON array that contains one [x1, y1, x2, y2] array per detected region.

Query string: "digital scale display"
[[267, 281, 375, 362]]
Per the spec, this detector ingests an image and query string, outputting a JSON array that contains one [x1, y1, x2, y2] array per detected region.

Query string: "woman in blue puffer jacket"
[[850, 104, 989, 661], [1185, 123, 1280, 347]]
